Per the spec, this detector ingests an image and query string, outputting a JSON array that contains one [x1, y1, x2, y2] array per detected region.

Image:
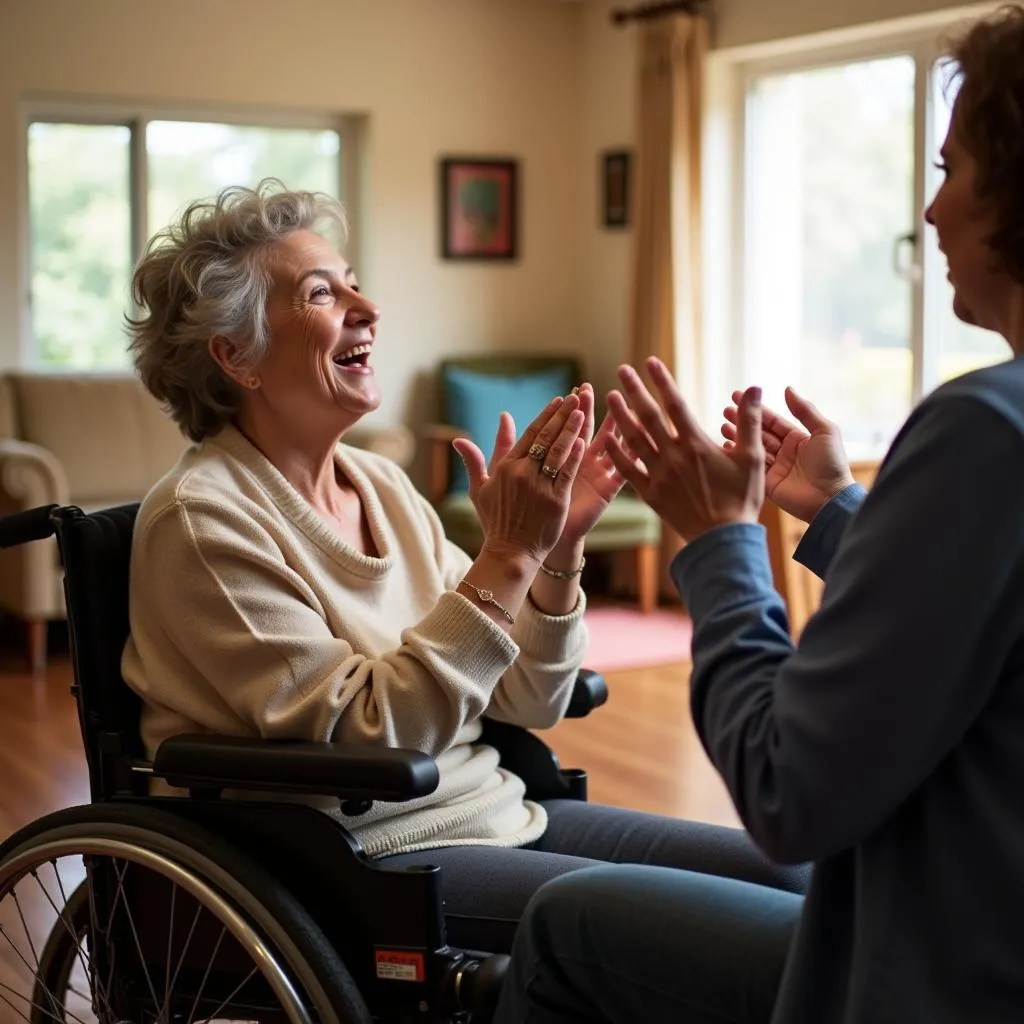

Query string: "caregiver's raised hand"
[[605, 358, 765, 543], [722, 386, 854, 525]]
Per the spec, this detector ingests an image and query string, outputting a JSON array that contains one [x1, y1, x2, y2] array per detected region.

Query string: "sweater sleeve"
[[418, 493, 587, 730], [671, 395, 1024, 864], [135, 497, 523, 758], [792, 482, 867, 579]]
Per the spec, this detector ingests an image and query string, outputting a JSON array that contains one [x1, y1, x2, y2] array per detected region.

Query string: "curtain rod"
[[610, 0, 710, 26]]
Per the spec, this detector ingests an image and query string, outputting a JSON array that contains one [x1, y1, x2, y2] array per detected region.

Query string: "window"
[[26, 112, 344, 369], [743, 55, 916, 458], [704, 5, 1007, 459]]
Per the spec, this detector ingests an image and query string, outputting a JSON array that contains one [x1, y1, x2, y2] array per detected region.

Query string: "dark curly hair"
[[939, 4, 1024, 281]]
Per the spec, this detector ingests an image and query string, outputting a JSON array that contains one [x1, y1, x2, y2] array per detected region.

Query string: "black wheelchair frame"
[[0, 502, 608, 1024]]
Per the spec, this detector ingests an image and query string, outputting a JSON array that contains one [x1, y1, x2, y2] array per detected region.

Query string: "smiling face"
[[248, 229, 381, 435], [924, 108, 1014, 339]]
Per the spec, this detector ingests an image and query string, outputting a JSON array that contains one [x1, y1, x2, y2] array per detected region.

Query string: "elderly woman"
[[493, 5, 1024, 1022], [121, 181, 805, 952]]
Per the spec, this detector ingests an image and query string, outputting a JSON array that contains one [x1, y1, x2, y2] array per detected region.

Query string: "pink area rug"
[[582, 605, 693, 672]]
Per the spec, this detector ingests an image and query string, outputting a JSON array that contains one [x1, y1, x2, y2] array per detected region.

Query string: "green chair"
[[423, 355, 661, 612]]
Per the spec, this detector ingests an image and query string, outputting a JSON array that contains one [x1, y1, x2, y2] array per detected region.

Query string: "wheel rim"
[[0, 837, 315, 1024]]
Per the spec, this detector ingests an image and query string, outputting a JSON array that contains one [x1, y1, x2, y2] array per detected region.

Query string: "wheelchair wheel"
[[0, 803, 372, 1024], [30, 878, 88, 1024]]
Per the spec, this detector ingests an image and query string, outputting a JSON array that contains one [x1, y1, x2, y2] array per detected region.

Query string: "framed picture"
[[601, 149, 632, 229], [440, 157, 519, 260]]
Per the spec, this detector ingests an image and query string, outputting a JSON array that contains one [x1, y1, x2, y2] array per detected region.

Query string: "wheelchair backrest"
[[55, 503, 145, 801]]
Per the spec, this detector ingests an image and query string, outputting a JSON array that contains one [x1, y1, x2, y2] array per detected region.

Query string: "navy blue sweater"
[[672, 357, 1024, 1023]]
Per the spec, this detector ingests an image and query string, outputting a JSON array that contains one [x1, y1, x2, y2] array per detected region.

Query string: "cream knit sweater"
[[121, 425, 588, 857]]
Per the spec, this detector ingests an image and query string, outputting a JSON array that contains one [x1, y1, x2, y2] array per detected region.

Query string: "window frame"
[[699, 1, 1001, 438], [18, 99, 360, 368]]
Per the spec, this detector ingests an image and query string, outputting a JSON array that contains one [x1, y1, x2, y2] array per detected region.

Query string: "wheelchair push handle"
[[0, 504, 59, 549]]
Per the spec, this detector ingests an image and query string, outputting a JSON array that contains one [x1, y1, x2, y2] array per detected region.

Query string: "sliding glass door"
[[740, 43, 1004, 459]]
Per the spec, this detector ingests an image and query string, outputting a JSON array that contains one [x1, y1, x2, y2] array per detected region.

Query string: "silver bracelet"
[[458, 579, 515, 625], [538, 557, 586, 581]]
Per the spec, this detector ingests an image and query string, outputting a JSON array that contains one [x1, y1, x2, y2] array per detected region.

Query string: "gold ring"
[[541, 465, 559, 479], [528, 443, 548, 462]]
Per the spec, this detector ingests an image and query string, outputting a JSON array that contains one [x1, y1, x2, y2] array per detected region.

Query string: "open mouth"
[[332, 343, 372, 369]]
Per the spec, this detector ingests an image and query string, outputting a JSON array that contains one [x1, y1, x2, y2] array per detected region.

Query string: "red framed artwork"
[[440, 157, 519, 261]]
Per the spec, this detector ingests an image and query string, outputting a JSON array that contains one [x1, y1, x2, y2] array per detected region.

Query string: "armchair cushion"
[[443, 364, 574, 494]]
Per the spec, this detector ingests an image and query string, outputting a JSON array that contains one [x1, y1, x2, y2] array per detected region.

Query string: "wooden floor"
[[0, 644, 739, 844]]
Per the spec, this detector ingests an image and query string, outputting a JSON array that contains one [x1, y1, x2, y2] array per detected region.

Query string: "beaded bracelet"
[[538, 557, 586, 581]]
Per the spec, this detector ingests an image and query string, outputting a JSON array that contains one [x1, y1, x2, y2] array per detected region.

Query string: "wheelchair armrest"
[[152, 734, 440, 802], [564, 668, 609, 719]]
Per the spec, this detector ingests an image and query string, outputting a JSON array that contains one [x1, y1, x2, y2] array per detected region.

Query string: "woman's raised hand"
[[453, 394, 587, 567], [721, 386, 854, 524]]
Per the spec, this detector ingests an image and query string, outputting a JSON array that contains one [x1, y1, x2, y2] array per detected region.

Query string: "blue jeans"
[[492, 863, 803, 1024]]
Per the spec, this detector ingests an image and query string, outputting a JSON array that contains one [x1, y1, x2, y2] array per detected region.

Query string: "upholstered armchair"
[[0, 371, 416, 673], [423, 356, 661, 612]]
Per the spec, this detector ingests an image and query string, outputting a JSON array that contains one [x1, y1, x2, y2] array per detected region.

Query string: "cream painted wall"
[[0, 0, 584, 443], [576, 0, 637, 401]]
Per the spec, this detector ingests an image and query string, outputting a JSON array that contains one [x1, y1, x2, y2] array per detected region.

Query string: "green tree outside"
[[28, 120, 340, 370]]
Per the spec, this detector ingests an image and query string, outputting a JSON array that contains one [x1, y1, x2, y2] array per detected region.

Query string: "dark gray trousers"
[[380, 799, 809, 952]]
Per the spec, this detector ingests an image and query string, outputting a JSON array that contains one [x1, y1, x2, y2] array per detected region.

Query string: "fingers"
[[607, 390, 657, 463], [644, 358, 703, 439], [728, 392, 799, 442], [616, 364, 675, 447], [508, 394, 577, 460], [527, 393, 582, 461], [592, 409, 616, 446], [722, 416, 781, 457], [553, 438, 587, 497], [452, 438, 488, 495], [541, 408, 586, 476], [488, 412, 517, 472], [578, 383, 596, 446], [604, 434, 648, 492], [734, 386, 764, 458], [588, 411, 620, 465], [784, 386, 831, 433]]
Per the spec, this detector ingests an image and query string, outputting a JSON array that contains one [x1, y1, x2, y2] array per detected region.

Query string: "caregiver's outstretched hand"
[[605, 357, 765, 543]]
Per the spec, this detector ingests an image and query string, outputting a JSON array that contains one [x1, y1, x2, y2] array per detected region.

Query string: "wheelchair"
[[0, 502, 608, 1024]]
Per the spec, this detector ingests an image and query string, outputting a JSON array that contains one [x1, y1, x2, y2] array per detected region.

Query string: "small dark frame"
[[601, 149, 632, 229], [440, 157, 519, 261]]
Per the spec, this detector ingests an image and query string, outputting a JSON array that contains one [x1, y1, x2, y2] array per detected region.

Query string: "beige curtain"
[[619, 11, 709, 601]]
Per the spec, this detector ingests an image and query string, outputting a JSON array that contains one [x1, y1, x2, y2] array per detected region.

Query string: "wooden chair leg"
[[635, 544, 658, 614], [26, 619, 47, 675]]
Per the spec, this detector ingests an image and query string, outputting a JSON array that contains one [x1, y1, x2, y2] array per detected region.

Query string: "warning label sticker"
[[375, 949, 426, 982]]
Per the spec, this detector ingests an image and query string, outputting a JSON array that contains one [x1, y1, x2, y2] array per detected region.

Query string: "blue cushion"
[[444, 365, 574, 494]]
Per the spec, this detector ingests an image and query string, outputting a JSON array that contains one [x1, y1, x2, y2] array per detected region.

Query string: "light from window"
[[28, 122, 133, 368], [147, 121, 341, 235], [26, 117, 341, 369], [744, 55, 916, 460]]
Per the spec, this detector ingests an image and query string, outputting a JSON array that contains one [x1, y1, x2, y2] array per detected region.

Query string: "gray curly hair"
[[127, 179, 347, 442]]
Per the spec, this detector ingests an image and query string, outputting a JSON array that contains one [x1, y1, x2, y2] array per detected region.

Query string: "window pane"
[[147, 122, 341, 234], [28, 123, 133, 368], [745, 56, 916, 459], [925, 65, 1007, 384]]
